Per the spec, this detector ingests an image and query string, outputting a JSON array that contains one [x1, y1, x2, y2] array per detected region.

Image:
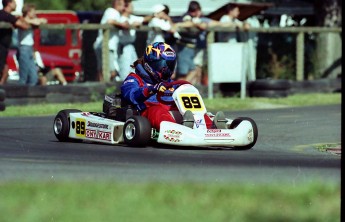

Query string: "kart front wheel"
[[53, 109, 81, 142], [123, 115, 151, 147], [229, 117, 258, 150]]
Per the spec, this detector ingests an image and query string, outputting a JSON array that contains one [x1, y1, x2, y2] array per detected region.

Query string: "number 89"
[[181, 96, 201, 109]]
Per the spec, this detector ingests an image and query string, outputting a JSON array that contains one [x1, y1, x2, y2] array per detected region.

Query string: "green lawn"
[[0, 182, 340, 222], [0, 93, 341, 117]]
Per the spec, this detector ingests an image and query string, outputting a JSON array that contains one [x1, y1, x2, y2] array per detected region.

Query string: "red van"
[[7, 10, 82, 83]]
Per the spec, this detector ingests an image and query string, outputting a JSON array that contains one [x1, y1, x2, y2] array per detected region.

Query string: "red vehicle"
[[7, 10, 82, 83]]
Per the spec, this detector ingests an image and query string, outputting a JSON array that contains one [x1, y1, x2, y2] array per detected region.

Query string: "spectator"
[[161, 4, 180, 46], [0, 0, 29, 85], [219, 5, 258, 81], [218, 4, 250, 43], [190, 2, 221, 85], [118, 0, 152, 80], [0, 65, 9, 85], [93, 0, 129, 82], [175, 1, 217, 84], [34, 51, 67, 85], [38, 67, 67, 86], [246, 16, 260, 81], [17, 3, 47, 86], [146, 4, 179, 45]]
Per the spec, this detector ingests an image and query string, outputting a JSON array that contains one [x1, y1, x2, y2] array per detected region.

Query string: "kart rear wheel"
[[53, 109, 82, 142], [229, 117, 258, 150], [123, 115, 151, 147], [0, 102, 5, 111], [0, 89, 5, 101]]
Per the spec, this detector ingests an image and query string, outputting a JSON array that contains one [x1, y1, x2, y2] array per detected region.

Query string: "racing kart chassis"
[[53, 81, 258, 149]]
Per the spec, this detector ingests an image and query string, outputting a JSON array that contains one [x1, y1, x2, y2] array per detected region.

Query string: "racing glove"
[[147, 82, 167, 94]]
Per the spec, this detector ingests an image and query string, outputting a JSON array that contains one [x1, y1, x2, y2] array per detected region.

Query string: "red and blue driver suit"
[[121, 42, 212, 130], [121, 42, 180, 130]]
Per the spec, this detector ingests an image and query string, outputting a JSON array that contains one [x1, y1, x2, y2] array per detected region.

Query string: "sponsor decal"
[[207, 129, 221, 133], [163, 51, 175, 58], [205, 133, 230, 137], [195, 119, 204, 128], [85, 129, 111, 141], [144, 63, 154, 75], [163, 130, 182, 142], [81, 112, 90, 116], [104, 95, 114, 103], [87, 121, 109, 129], [123, 79, 134, 84]]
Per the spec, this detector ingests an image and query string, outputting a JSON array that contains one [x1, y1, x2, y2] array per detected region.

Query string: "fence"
[[1, 22, 342, 85]]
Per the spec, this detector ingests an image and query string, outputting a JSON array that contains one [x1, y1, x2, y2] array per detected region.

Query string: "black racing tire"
[[53, 109, 82, 142], [0, 89, 5, 101], [123, 115, 151, 147], [229, 117, 258, 150], [0, 101, 5, 111], [249, 89, 289, 98], [248, 79, 292, 91]]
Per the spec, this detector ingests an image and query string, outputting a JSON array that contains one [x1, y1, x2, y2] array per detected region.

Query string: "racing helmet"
[[143, 42, 177, 83]]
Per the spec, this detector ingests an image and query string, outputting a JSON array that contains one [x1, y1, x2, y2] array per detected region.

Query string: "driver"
[[121, 42, 200, 130]]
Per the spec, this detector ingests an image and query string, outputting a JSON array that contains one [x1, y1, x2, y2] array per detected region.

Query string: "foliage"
[[28, 0, 112, 11], [256, 33, 296, 80]]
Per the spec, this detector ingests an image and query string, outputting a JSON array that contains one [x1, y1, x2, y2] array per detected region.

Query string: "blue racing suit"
[[120, 63, 174, 112]]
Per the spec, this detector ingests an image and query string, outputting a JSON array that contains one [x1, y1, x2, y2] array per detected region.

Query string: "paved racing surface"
[[0, 105, 341, 184]]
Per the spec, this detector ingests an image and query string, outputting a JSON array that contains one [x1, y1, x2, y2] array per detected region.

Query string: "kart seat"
[[103, 93, 139, 121]]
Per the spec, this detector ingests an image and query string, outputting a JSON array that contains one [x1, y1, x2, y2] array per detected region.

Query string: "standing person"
[[118, 0, 152, 80], [218, 4, 250, 43], [190, 2, 220, 85], [0, 0, 29, 85], [219, 4, 256, 81], [93, 0, 129, 82], [146, 4, 179, 45], [175, 1, 214, 84], [17, 3, 47, 85], [245, 15, 260, 81]]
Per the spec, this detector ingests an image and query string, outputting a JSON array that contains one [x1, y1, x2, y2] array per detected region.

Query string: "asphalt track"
[[0, 105, 341, 184]]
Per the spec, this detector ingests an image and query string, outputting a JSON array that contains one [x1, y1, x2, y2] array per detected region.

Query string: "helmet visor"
[[149, 59, 176, 81]]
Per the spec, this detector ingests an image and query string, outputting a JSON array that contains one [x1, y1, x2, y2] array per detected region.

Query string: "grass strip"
[[0, 181, 340, 222], [0, 93, 341, 117]]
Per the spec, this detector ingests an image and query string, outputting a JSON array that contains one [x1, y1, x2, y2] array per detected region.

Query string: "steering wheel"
[[156, 80, 191, 105]]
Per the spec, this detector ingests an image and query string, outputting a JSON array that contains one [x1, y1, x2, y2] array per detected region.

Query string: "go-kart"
[[53, 80, 258, 149]]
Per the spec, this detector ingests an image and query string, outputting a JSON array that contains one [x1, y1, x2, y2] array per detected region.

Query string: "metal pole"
[[296, 32, 305, 81], [207, 31, 215, 99], [102, 28, 110, 82], [240, 43, 248, 99]]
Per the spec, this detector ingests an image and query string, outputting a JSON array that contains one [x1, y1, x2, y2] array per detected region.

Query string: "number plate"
[[178, 94, 205, 112], [75, 118, 86, 137]]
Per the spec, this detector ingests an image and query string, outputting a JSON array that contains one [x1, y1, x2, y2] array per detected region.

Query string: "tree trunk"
[[314, 0, 342, 78]]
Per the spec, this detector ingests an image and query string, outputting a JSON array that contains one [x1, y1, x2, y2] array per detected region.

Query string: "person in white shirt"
[[118, 0, 152, 80], [146, 4, 178, 45], [17, 3, 46, 85], [218, 4, 250, 43], [93, 0, 129, 82]]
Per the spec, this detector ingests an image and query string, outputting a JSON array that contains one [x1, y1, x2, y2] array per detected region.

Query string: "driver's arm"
[[121, 75, 153, 106]]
